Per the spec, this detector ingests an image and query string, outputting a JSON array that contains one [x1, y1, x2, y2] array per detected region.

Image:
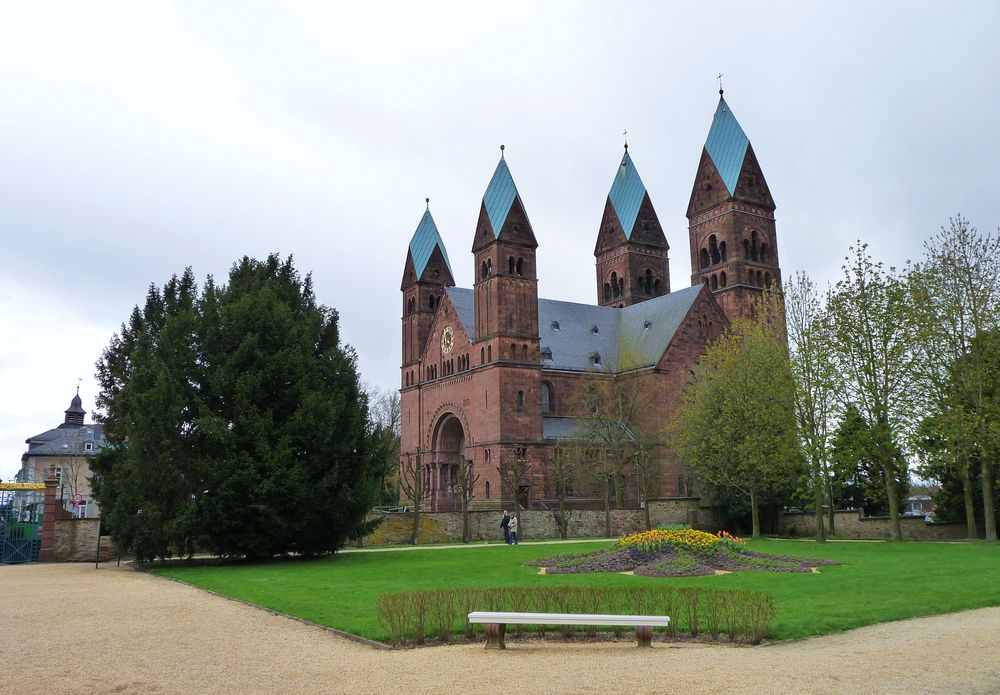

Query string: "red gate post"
[[39, 469, 59, 562]]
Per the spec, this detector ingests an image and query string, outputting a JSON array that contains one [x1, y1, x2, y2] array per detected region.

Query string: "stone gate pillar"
[[39, 469, 59, 562]]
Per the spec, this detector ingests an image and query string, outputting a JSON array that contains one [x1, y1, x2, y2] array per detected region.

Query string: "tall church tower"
[[595, 146, 670, 307], [687, 92, 781, 321], [472, 150, 539, 363], [400, 202, 454, 383]]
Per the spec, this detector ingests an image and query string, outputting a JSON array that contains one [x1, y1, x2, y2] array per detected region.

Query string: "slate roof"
[[705, 96, 750, 196], [24, 424, 105, 457], [542, 416, 587, 441], [482, 158, 524, 237], [408, 209, 453, 278], [607, 151, 647, 239], [445, 285, 703, 372]]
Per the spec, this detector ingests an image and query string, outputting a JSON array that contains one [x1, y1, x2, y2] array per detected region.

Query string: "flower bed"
[[530, 527, 836, 577]]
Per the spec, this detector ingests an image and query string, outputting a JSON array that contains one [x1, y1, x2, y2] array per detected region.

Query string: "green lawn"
[[151, 539, 1000, 642]]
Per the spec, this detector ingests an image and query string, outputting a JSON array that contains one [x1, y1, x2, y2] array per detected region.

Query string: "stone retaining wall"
[[781, 510, 968, 541], [54, 519, 116, 562], [364, 498, 720, 545]]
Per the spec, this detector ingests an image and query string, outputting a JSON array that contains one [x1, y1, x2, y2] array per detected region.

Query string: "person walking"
[[501, 510, 511, 544], [508, 513, 518, 545]]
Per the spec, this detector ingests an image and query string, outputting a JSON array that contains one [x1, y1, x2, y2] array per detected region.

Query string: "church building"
[[399, 93, 781, 512]]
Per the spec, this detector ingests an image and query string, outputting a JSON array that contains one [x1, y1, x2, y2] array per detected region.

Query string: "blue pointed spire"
[[608, 150, 647, 239], [408, 207, 453, 278], [482, 156, 520, 237], [705, 96, 750, 196]]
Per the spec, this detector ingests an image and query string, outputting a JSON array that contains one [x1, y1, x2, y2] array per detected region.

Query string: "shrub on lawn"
[[375, 586, 774, 647]]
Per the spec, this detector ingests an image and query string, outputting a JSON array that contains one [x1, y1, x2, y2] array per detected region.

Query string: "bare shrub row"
[[376, 586, 774, 646]]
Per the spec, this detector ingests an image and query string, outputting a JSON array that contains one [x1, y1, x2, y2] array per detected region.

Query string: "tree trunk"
[[884, 473, 902, 542], [603, 478, 611, 538], [981, 442, 997, 542], [750, 488, 761, 539], [558, 496, 567, 539], [813, 455, 826, 542], [961, 464, 978, 539], [644, 499, 651, 531], [826, 478, 836, 535], [461, 498, 469, 543]]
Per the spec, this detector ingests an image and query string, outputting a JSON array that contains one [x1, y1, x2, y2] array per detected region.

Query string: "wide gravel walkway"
[[2, 563, 998, 694]]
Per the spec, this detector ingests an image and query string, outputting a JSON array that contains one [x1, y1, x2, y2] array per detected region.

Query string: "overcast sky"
[[2, 1, 998, 480]]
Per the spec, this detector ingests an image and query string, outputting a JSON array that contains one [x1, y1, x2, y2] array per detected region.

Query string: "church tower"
[[687, 92, 781, 321], [472, 149, 539, 363], [400, 202, 454, 383], [595, 146, 670, 307]]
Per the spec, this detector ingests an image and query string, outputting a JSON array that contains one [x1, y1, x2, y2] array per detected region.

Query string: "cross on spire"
[[623, 129, 629, 151], [717, 72, 724, 95]]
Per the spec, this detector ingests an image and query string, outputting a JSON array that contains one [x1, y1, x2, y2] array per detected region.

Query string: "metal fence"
[[0, 489, 43, 564]]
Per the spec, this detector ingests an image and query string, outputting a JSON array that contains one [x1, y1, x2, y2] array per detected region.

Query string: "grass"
[[150, 539, 1000, 642]]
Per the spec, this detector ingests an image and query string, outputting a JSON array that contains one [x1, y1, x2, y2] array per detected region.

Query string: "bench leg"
[[635, 625, 653, 648], [484, 623, 506, 650]]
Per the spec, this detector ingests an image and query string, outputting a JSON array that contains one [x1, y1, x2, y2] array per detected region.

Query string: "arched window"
[[487, 345, 492, 362], [485, 480, 490, 499], [481, 347, 485, 364], [428, 294, 436, 310], [510, 342, 517, 360], [508, 257, 515, 274], [522, 344, 528, 361], [516, 391, 524, 411], [700, 248, 709, 269], [704, 277, 710, 287], [720, 241, 727, 262], [541, 382, 553, 413], [697, 319, 703, 336], [711, 275, 718, 290], [637, 275, 644, 294], [603, 283, 612, 301], [480, 261, 488, 279], [760, 243, 769, 264], [644, 269, 653, 295], [654, 279, 661, 294], [516, 258, 523, 276], [709, 235, 720, 265], [764, 272, 771, 287], [751, 231, 760, 261], [743, 239, 750, 259], [757, 270, 763, 286], [720, 271, 727, 288], [618, 277, 624, 297], [611, 272, 619, 298]]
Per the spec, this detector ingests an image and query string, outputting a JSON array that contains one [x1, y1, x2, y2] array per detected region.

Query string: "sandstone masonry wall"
[[780, 510, 968, 541], [54, 519, 116, 562]]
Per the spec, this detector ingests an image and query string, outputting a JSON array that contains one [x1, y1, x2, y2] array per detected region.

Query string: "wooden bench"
[[467, 611, 670, 649]]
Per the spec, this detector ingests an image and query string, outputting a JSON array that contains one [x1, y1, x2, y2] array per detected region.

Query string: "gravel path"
[[2, 563, 998, 694]]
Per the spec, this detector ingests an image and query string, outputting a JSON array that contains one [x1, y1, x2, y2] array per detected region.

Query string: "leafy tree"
[[92, 256, 377, 563], [785, 271, 838, 539], [907, 217, 1000, 541], [670, 293, 802, 538], [830, 404, 908, 517], [827, 244, 920, 541]]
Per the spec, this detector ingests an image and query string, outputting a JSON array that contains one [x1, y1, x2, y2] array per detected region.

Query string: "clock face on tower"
[[440, 326, 454, 354]]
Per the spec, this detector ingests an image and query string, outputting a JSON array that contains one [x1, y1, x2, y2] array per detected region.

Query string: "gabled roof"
[[445, 287, 476, 341], [445, 285, 704, 373], [24, 424, 105, 457], [408, 209, 453, 278], [705, 96, 750, 196], [482, 158, 523, 237], [607, 150, 647, 239]]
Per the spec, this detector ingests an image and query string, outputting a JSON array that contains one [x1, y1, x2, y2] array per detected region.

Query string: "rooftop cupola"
[[63, 389, 86, 428]]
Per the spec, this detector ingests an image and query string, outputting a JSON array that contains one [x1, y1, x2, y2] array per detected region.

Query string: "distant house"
[[17, 391, 105, 518]]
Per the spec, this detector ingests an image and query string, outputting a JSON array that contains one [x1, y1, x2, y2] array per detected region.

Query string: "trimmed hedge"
[[376, 585, 774, 646]]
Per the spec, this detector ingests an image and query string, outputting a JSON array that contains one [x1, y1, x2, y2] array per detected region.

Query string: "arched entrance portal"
[[431, 414, 466, 512]]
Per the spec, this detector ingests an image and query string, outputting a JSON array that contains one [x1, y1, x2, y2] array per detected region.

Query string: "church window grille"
[[480, 261, 489, 279]]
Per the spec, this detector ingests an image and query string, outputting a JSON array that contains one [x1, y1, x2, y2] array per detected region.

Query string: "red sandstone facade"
[[400, 95, 781, 512]]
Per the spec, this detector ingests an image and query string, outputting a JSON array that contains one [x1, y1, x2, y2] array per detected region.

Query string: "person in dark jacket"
[[501, 510, 511, 544]]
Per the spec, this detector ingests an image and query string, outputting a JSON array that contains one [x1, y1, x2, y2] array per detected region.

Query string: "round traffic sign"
[[73, 493, 84, 505]]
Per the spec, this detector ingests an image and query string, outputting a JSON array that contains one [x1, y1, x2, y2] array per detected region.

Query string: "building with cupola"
[[399, 93, 782, 512]]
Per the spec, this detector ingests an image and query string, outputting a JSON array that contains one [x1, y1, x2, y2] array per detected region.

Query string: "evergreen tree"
[[92, 255, 377, 562]]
